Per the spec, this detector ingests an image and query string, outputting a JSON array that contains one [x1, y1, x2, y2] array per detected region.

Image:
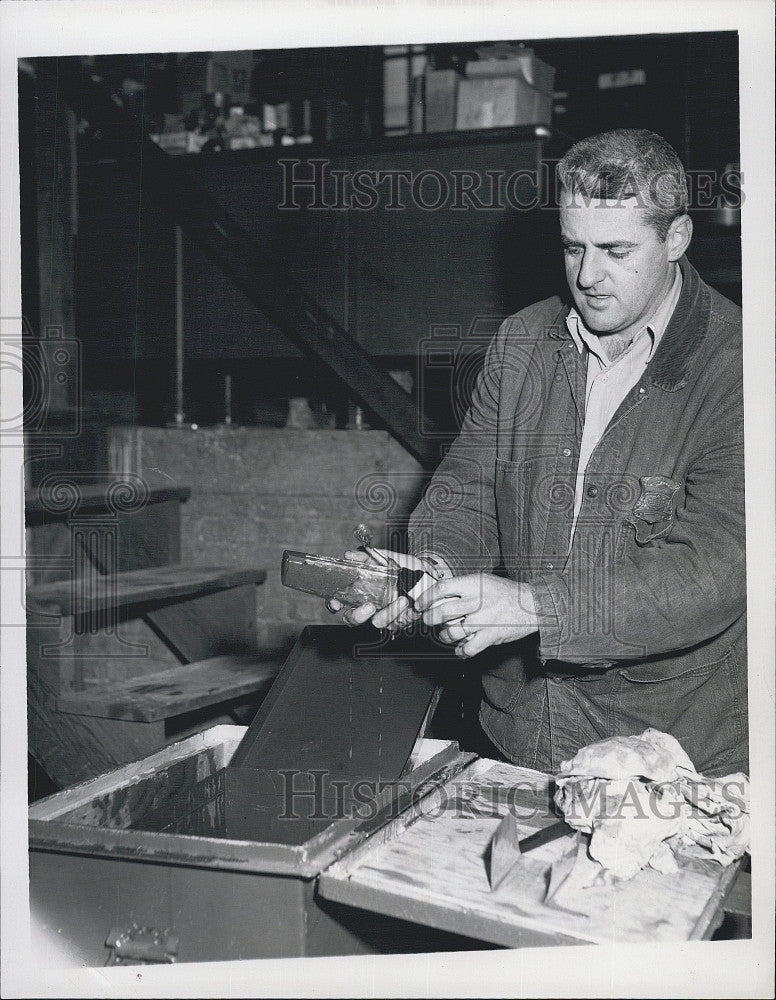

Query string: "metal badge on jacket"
[[630, 475, 682, 544]]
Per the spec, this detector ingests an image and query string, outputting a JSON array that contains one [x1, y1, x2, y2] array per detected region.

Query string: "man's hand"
[[326, 550, 432, 632], [414, 573, 540, 658]]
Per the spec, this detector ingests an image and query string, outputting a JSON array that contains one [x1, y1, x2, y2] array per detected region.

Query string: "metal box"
[[28, 624, 740, 964], [28, 725, 476, 964]]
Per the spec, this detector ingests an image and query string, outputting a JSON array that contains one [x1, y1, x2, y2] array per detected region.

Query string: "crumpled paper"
[[552, 729, 750, 885]]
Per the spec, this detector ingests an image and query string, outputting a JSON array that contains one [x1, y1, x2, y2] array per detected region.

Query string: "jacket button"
[[638, 386, 646, 394], [562, 447, 572, 457], [586, 485, 599, 498]]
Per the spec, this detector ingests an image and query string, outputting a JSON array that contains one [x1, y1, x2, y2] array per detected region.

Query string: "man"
[[330, 128, 747, 778]]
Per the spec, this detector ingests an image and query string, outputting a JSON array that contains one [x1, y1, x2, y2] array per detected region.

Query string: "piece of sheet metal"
[[489, 813, 572, 891]]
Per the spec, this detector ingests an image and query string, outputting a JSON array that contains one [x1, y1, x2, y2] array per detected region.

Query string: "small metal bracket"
[[105, 924, 179, 965]]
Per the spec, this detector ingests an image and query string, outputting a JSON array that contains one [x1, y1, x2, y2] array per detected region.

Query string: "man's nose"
[[576, 248, 606, 289]]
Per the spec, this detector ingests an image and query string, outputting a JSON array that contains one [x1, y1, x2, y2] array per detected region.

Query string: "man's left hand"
[[414, 574, 540, 658]]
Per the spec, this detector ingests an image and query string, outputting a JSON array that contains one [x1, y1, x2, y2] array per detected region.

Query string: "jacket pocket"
[[615, 646, 747, 775], [494, 457, 533, 573]]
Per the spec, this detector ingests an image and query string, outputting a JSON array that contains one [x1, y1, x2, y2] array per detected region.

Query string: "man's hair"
[[557, 128, 689, 240]]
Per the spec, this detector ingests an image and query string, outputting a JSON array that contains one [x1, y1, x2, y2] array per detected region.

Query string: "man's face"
[[559, 189, 685, 340]]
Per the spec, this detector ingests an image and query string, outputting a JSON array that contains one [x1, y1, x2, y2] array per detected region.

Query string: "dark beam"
[[56, 58, 442, 469]]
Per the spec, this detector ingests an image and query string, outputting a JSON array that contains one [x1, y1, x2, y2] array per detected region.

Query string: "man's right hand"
[[326, 549, 433, 632]]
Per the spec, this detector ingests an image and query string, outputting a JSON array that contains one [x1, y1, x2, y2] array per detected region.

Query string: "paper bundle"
[[552, 729, 749, 884]]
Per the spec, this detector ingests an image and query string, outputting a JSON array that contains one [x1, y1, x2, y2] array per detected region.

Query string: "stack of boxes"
[[425, 45, 555, 133], [152, 51, 337, 153], [153, 51, 264, 154], [150, 44, 556, 155]]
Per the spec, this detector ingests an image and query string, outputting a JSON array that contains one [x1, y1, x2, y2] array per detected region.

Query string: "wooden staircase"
[[26, 479, 283, 788]]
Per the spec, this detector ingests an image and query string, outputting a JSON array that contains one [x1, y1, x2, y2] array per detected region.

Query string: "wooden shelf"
[[82, 124, 570, 169]]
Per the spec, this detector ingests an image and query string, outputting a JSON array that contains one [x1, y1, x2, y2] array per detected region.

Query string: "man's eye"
[[563, 245, 581, 255], [607, 249, 630, 260]]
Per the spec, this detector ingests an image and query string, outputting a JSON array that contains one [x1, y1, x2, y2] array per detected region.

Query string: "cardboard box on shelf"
[[152, 130, 189, 155], [457, 45, 555, 130], [465, 49, 556, 94], [456, 75, 553, 130]]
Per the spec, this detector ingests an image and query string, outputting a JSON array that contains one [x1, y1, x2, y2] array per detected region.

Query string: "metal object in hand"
[[353, 523, 398, 570]]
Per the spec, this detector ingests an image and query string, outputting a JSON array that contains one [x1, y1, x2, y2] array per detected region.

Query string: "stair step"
[[27, 565, 266, 617], [26, 482, 191, 526], [56, 653, 281, 722]]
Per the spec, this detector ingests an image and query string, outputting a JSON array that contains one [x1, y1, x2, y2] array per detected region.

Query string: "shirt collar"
[[565, 265, 683, 364]]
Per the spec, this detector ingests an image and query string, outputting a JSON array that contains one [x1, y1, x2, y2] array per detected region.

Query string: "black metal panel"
[[231, 624, 441, 772], [223, 625, 443, 840]]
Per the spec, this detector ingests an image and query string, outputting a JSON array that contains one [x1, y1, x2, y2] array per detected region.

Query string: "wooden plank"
[[26, 565, 266, 617], [25, 483, 191, 523], [321, 758, 553, 882], [56, 653, 281, 722], [318, 871, 585, 950], [319, 757, 743, 947], [26, 486, 187, 584]]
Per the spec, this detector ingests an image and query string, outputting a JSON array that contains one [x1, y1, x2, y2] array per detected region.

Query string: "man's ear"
[[666, 213, 693, 261]]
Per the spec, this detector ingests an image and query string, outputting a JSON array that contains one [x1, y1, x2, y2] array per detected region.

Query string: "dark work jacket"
[[408, 256, 747, 777]]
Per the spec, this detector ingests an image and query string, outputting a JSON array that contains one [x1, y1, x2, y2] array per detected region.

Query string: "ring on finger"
[[458, 616, 474, 636]]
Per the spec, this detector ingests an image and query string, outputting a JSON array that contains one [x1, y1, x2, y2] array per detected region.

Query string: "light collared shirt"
[[566, 265, 683, 546]]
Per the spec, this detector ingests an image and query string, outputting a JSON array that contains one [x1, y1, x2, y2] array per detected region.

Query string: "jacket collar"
[[547, 256, 710, 391]]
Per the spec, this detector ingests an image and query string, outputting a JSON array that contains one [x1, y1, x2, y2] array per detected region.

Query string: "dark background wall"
[[21, 31, 741, 437]]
